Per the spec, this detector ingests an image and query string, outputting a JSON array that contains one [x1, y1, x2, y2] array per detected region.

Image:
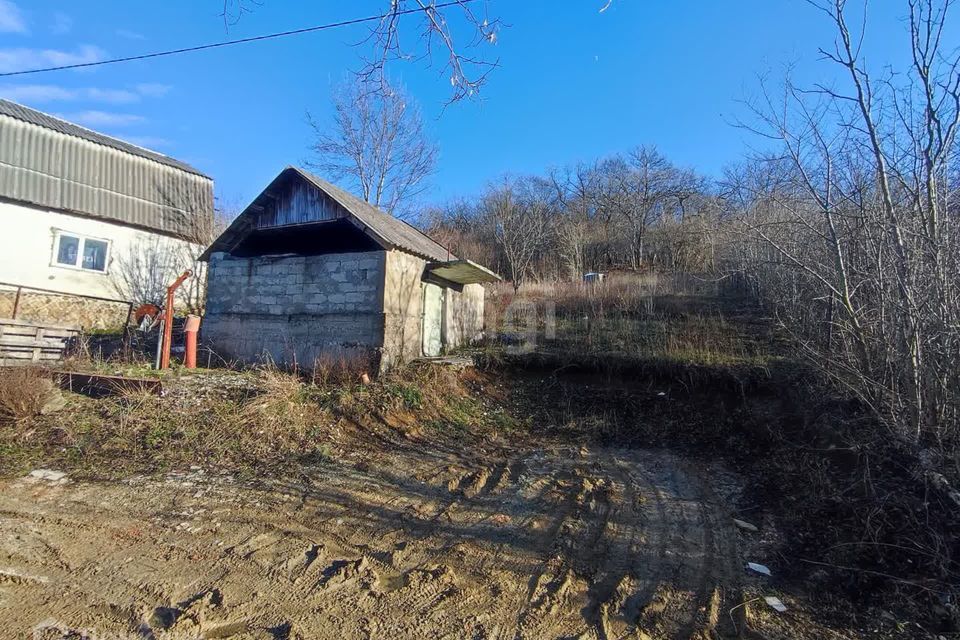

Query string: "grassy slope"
[[479, 274, 960, 635], [0, 364, 522, 480]]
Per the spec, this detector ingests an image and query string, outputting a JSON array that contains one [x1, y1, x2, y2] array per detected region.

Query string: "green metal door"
[[422, 283, 443, 357]]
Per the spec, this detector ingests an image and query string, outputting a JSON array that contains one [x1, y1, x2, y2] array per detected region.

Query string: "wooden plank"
[[0, 346, 64, 356], [0, 351, 61, 361], [0, 342, 64, 351], [0, 344, 67, 355], [0, 335, 68, 347], [0, 358, 54, 366], [0, 317, 80, 332], [0, 328, 75, 340], [0, 318, 76, 364]]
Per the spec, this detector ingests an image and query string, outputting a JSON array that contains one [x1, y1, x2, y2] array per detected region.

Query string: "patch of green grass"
[[489, 408, 523, 433], [385, 383, 423, 409], [539, 311, 777, 368], [301, 443, 334, 465], [0, 441, 37, 476], [424, 417, 468, 435]]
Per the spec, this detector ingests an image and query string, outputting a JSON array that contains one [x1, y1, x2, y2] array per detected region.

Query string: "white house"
[[0, 99, 213, 327]]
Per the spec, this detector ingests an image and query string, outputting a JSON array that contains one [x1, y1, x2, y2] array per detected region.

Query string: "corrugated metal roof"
[[0, 99, 213, 240], [426, 259, 501, 284], [0, 100, 208, 177], [201, 166, 455, 263]]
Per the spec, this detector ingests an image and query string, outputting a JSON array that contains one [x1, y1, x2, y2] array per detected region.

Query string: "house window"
[[53, 231, 110, 273]]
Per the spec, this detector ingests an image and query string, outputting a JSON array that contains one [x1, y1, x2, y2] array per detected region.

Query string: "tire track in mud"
[[581, 457, 642, 640], [681, 460, 745, 639], [511, 466, 588, 640], [343, 454, 543, 638], [615, 458, 672, 637], [621, 454, 742, 640], [275, 456, 528, 638], [0, 448, 746, 640]]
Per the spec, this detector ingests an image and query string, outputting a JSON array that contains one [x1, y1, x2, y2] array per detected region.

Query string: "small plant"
[[0, 368, 63, 422], [312, 351, 377, 387], [302, 443, 334, 464], [386, 383, 423, 409]]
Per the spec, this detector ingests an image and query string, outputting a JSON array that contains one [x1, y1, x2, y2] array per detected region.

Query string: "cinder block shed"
[[199, 167, 499, 371]]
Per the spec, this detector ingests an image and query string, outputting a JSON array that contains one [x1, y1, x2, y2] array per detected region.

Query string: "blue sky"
[[0, 1, 948, 213]]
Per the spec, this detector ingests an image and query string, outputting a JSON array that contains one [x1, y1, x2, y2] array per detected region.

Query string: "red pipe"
[[159, 270, 191, 370], [183, 315, 201, 369]]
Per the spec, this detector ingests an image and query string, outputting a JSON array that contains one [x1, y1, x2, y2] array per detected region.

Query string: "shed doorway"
[[422, 283, 443, 356]]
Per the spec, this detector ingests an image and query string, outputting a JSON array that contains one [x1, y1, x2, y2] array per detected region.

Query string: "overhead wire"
[[0, 0, 477, 78]]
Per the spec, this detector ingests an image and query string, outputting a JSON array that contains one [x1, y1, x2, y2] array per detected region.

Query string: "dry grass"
[[484, 272, 774, 368], [310, 350, 377, 386], [0, 362, 518, 479], [0, 368, 61, 422]]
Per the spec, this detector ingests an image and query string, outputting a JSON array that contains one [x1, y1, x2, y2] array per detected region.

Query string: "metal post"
[[154, 318, 164, 370], [11, 286, 21, 319], [183, 315, 200, 369], [159, 271, 191, 370]]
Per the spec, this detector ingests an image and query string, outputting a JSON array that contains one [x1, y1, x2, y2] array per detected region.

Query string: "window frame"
[[51, 229, 112, 274]]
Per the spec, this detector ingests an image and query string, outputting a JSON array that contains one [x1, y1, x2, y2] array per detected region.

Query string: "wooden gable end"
[[253, 177, 347, 229]]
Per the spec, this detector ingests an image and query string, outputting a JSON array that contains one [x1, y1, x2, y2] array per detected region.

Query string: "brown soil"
[[0, 358, 943, 639], [1, 436, 785, 640]]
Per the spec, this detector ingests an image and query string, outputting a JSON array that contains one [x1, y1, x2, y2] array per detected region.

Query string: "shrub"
[[311, 350, 377, 386], [0, 368, 63, 422]]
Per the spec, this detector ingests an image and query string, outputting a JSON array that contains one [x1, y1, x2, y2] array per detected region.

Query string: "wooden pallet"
[[0, 317, 79, 364]]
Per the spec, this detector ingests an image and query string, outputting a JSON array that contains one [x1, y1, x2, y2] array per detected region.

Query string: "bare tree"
[[362, 0, 501, 102], [219, 2, 615, 102], [111, 207, 232, 313], [111, 236, 184, 308], [726, 0, 960, 444], [307, 79, 437, 220], [423, 198, 497, 268], [487, 177, 552, 292], [547, 165, 595, 280], [593, 147, 691, 269]]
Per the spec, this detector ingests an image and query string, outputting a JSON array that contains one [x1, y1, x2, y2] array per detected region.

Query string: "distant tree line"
[[423, 146, 718, 290]]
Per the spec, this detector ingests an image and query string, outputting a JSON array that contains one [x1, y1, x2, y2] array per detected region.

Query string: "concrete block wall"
[[202, 250, 387, 367]]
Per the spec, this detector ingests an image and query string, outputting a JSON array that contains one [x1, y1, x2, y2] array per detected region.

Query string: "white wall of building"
[[0, 199, 198, 302]]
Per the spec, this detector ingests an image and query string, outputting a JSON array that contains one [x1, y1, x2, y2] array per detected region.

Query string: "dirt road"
[[1, 444, 747, 639]]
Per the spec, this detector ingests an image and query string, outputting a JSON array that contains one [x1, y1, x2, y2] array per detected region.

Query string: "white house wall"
[[0, 199, 200, 302]]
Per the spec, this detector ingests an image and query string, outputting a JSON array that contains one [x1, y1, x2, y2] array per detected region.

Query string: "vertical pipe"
[[122, 301, 134, 358], [183, 315, 200, 369], [11, 287, 21, 319], [184, 330, 197, 369], [154, 318, 164, 370], [159, 271, 191, 370], [160, 287, 175, 370]]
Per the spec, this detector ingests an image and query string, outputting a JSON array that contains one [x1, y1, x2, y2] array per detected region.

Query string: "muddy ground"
[[1, 426, 880, 640], [0, 298, 945, 640]]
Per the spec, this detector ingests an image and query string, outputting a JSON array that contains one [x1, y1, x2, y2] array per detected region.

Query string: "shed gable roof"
[[201, 167, 454, 262]]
